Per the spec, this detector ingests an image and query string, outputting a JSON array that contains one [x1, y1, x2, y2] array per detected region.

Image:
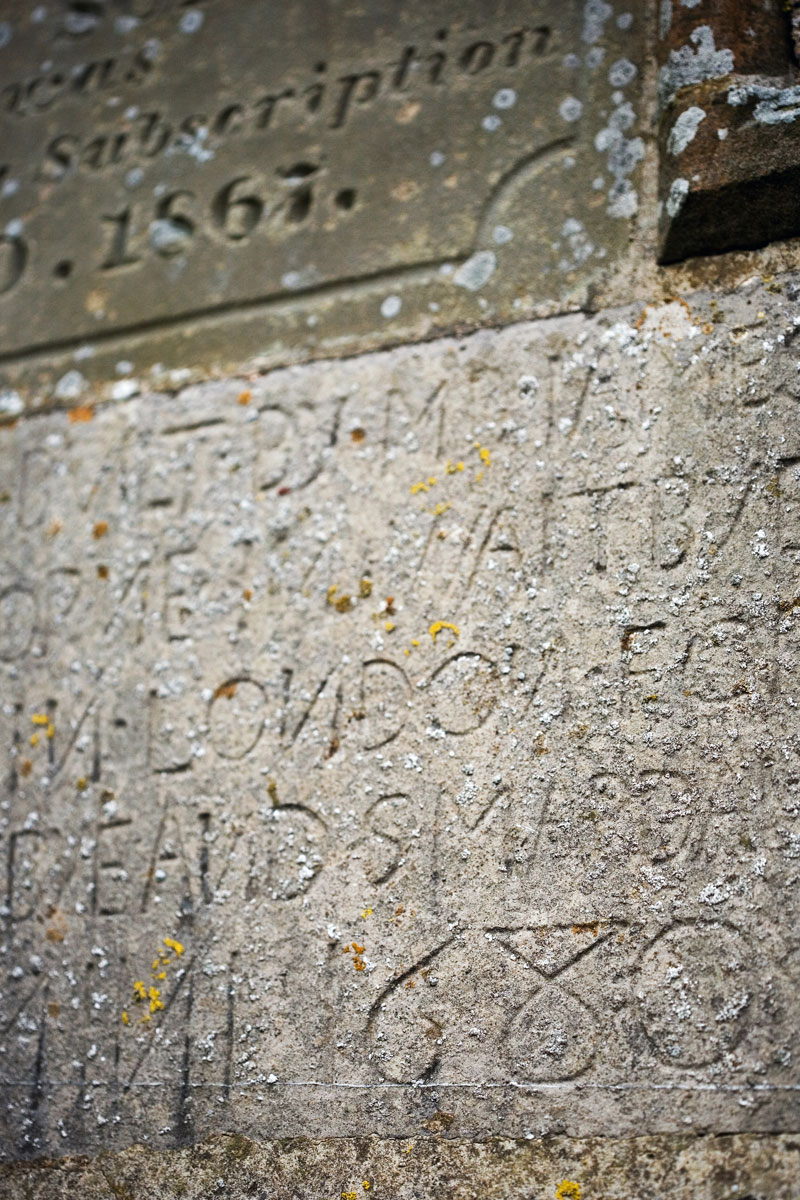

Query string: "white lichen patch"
[[492, 225, 514, 245], [0, 387, 23, 416], [556, 218, 595, 271], [666, 177, 690, 218], [54, 370, 88, 401], [179, 9, 204, 33], [559, 96, 583, 122], [608, 58, 637, 88], [492, 88, 517, 110], [453, 251, 497, 291], [659, 26, 734, 107], [583, 0, 613, 45], [728, 82, 800, 125], [667, 105, 706, 155], [594, 100, 644, 218], [380, 295, 402, 319]]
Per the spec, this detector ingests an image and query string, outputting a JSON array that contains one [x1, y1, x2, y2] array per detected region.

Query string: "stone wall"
[[2, 2, 800, 1196]]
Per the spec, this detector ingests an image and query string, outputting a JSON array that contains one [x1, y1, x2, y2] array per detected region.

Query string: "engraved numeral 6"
[[211, 176, 264, 240]]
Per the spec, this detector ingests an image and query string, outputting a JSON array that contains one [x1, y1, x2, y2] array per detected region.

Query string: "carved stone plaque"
[[1, 278, 799, 1161], [0, 1, 643, 394]]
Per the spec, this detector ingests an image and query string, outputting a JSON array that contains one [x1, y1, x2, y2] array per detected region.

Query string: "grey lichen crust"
[[1, 275, 799, 1170]]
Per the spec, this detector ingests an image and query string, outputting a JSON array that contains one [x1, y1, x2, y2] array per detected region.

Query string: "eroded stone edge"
[[1, 1132, 800, 1198]]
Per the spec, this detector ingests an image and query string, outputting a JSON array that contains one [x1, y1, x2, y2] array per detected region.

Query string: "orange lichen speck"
[[68, 405, 94, 423]]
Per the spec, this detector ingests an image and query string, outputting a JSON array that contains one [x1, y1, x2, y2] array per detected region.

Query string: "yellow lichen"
[[31, 713, 49, 726], [125, 936, 186, 1025], [29, 733, 39, 747], [429, 620, 460, 643], [359, 577, 373, 598], [555, 1182, 581, 1200], [384, 620, 395, 632]]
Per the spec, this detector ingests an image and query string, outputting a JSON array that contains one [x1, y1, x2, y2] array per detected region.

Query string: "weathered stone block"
[[1, 279, 798, 1176]]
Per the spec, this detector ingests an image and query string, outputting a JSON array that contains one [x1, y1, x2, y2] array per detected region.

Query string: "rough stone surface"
[[1, 274, 800, 1186], [2, 1132, 800, 1199]]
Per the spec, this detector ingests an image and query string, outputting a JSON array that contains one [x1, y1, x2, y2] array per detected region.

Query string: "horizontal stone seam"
[[3, 1130, 800, 1172], [0, 297, 600, 422]]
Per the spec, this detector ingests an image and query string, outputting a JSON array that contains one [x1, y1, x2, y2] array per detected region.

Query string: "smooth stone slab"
[[1, 277, 799, 1159], [0, 0, 643, 395]]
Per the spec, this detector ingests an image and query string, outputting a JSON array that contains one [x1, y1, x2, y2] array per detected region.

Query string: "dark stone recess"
[[657, 0, 800, 263]]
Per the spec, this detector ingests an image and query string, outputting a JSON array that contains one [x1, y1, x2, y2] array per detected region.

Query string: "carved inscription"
[[0, 1, 644, 384], [1, 287, 798, 1155]]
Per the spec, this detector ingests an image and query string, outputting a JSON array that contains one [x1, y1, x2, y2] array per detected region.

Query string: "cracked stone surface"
[[1, 273, 799, 1194]]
